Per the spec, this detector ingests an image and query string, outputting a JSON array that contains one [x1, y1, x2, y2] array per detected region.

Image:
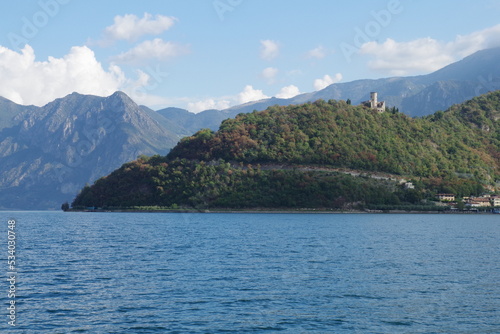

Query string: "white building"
[[404, 182, 415, 189], [437, 193, 455, 202]]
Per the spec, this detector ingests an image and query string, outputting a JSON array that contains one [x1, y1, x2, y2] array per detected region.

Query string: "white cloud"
[[185, 84, 301, 113], [186, 85, 271, 113], [238, 85, 269, 104], [260, 40, 279, 61], [276, 85, 300, 99], [112, 38, 189, 64], [102, 13, 177, 43], [360, 38, 455, 76], [307, 46, 326, 59], [0, 45, 124, 106], [0, 44, 166, 107], [360, 24, 500, 76], [261, 67, 278, 84], [313, 73, 342, 91], [452, 24, 500, 57], [187, 98, 231, 113]]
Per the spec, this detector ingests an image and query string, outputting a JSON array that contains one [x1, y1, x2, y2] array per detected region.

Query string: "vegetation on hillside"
[[168, 96, 500, 180], [72, 91, 500, 210]]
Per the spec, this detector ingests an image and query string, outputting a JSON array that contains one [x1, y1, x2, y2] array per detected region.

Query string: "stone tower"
[[362, 92, 385, 112], [370, 92, 378, 109]]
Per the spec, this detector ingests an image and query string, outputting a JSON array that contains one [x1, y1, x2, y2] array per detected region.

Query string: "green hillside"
[[169, 96, 500, 178], [71, 91, 500, 210]]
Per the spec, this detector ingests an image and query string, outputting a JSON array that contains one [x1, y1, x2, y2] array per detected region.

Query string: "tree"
[[61, 202, 70, 211], [346, 98, 352, 105], [385, 106, 399, 114]]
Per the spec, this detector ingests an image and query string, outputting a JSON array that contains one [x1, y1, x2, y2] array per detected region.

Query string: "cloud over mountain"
[[0, 45, 125, 105], [238, 85, 269, 104], [360, 24, 500, 76], [187, 98, 231, 113], [314, 73, 342, 90], [0, 44, 171, 107], [276, 85, 300, 99], [111, 38, 190, 64], [102, 13, 177, 43], [185, 84, 302, 113]]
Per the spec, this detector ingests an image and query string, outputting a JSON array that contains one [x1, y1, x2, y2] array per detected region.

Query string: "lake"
[[1, 212, 499, 333]]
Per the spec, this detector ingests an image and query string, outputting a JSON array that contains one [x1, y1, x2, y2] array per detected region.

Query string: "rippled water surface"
[[2, 212, 500, 333]]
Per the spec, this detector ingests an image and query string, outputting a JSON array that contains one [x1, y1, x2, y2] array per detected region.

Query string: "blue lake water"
[[1, 212, 499, 333]]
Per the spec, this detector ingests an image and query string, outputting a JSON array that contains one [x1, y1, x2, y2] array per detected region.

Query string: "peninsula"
[[70, 91, 500, 212]]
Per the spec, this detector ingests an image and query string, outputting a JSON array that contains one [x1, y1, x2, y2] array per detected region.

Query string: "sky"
[[0, 0, 499, 112]]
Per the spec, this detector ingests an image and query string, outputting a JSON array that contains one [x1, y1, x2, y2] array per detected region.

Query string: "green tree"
[[61, 202, 70, 211]]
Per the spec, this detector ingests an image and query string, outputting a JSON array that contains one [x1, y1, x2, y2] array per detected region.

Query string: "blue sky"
[[0, 0, 499, 112]]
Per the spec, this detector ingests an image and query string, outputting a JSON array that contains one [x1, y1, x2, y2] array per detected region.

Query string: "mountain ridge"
[[0, 91, 182, 209]]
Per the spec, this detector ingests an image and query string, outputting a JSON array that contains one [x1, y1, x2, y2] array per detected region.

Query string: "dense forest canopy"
[[168, 95, 500, 179], [72, 91, 500, 210]]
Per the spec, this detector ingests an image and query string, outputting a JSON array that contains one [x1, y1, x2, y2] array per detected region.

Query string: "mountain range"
[[158, 47, 500, 134], [1, 47, 499, 209]]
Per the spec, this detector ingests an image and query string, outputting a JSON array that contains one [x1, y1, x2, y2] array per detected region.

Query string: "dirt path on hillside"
[[231, 162, 409, 184]]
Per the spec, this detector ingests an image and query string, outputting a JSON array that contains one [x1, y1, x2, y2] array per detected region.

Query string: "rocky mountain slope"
[[0, 92, 181, 209]]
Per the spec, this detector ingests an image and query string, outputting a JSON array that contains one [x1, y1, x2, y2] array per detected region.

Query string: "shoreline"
[[66, 208, 497, 214]]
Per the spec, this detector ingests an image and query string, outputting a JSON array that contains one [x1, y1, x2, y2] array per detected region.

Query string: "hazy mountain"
[[424, 47, 500, 83], [0, 97, 37, 131], [155, 107, 229, 135], [0, 92, 182, 209], [277, 47, 500, 117], [157, 47, 500, 134]]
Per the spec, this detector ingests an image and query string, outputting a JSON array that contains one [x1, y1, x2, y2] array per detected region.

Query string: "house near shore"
[[467, 197, 492, 208], [362, 92, 386, 112], [464, 195, 500, 208], [437, 193, 455, 202], [491, 195, 500, 207]]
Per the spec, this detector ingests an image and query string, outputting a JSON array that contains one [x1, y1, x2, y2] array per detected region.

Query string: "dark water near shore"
[[2, 212, 499, 333]]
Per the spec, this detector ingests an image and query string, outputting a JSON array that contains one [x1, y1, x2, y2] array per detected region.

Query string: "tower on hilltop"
[[362, 92, 385, 112]]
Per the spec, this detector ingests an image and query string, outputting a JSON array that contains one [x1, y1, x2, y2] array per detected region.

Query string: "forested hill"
[[71, 91, 500, 210], [168, 92, 500, 179]]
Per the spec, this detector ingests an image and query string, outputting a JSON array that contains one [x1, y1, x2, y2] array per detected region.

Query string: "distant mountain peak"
[[109, 90, 130, 99], [105, 91, 138, 110]]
